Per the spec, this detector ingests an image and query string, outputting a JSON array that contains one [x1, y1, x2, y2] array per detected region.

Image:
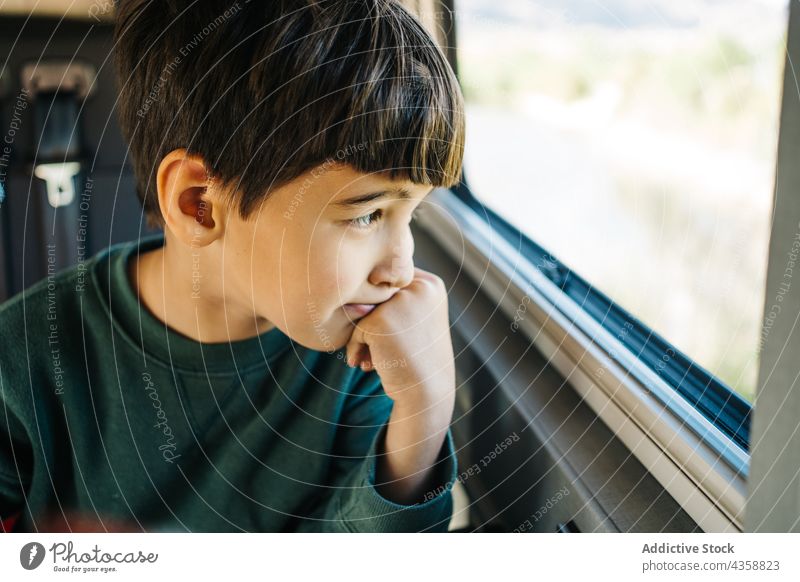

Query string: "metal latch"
[[33, 162, 81, 208], [21, 61, 97, 100], [22, 61, 96, 209]]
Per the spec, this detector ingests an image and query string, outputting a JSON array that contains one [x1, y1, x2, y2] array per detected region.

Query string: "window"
[[455, 0, 788, 402]]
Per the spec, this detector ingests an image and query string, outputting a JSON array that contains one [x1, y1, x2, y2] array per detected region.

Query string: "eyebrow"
[[332, 188, 412, 208]]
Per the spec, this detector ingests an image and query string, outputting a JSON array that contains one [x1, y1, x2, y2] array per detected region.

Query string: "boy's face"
[[214, 163, 433, 353]]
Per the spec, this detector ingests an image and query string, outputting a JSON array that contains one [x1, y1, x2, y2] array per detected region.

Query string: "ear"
[[156, 149, 228, 248]]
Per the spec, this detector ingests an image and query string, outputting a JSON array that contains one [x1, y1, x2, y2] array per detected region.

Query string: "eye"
[[347, 209, 383, 230]]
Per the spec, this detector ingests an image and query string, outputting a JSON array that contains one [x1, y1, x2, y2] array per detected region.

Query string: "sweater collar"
[[92, 233, 292, 373]]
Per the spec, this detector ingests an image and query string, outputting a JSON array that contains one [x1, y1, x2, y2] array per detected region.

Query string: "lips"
[[343, 303, 377, 319]]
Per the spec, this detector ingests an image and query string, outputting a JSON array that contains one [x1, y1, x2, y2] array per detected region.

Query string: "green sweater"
[[0, 234, 457, 532]]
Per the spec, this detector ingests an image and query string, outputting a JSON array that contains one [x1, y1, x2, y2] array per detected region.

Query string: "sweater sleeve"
[[0, 390, 32, 531], [294, 369, 458, 532]]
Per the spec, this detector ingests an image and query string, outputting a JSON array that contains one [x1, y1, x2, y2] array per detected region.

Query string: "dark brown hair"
[[113, 0, 465, 228]]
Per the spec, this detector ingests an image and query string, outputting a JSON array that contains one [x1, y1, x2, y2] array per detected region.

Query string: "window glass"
[[456, 0, 788, 401]]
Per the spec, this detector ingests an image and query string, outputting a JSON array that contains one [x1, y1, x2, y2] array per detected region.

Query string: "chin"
[[286, 323, 351, 354]]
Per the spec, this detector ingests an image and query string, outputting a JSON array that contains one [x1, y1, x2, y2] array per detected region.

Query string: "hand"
[[345, 267, 455, 409]]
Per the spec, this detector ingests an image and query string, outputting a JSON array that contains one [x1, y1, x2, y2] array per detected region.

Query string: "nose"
[[368, 228, 415, 290]]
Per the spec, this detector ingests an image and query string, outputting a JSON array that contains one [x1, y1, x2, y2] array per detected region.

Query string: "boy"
[[0, 0, 464, 532]]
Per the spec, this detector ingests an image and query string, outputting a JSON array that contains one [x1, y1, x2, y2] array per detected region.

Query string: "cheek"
[[282, 256, 358, 351], [253, 239, 346, 329], [307, 256, 351, 307], [306, 229, 363, 303]]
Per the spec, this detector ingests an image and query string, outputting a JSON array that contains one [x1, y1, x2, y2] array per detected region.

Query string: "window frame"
[[423, 0, 759, 532], [414, 187, 748, 531], [440, 0, 752, 453], [450, 180, 752, 454]]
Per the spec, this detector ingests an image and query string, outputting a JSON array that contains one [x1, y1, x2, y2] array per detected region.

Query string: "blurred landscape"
[[456, 0, 789, 401]]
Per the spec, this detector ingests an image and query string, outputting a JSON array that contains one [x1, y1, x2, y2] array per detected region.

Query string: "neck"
[[128, 235, 273, 343]]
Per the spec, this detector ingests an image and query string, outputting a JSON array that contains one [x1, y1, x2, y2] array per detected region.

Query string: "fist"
[[345, 267, 455, 408]]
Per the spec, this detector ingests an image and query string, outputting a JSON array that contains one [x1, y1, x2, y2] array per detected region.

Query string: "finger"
[[345, 340, 360, 367], [411, 268, 447, 297], [413, 266, 437, 281], [357, 345, 372, 371], [345, 324, 367, 367], [348, 344, 371, 370]]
